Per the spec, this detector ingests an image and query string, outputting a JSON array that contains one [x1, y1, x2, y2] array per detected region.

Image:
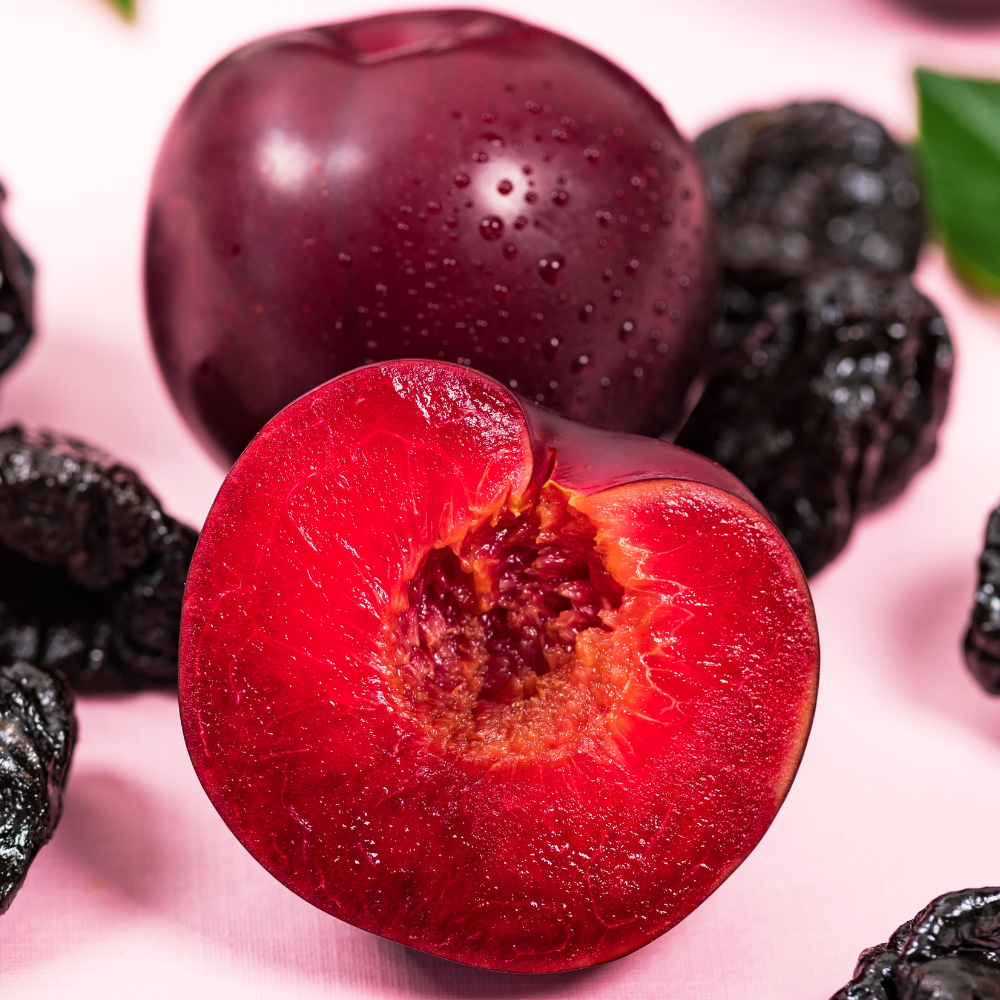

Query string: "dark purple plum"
[[145, 9, 715, 465]]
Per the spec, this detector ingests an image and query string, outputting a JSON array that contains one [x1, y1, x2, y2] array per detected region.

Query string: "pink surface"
[[2, 0, 1000, 996]]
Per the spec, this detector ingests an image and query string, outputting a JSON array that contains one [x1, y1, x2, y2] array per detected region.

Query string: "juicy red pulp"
[[180, 360, 818, 973], [401, 483, 623, 712]]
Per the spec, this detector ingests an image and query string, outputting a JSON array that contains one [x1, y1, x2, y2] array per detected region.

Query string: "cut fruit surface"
[[180, 359, 818, 972]]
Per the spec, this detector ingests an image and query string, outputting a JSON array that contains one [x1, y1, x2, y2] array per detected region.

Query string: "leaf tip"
[[104, 0, 137, 22]]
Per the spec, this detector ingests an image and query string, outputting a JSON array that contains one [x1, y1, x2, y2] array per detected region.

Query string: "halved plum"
[[179, 359, 818, 972]]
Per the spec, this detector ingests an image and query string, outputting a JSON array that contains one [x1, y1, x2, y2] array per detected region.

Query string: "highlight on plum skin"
[[179, 359, 819, 973], [145, 8, 716, 466]]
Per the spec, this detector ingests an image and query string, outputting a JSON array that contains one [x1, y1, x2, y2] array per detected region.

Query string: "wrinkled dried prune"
[[0, 182, 33, 378], [0, 426, 198, 691], [963, 505, 1000, 694], [831, 888, 1000, 1000], [675, 268, 953, 576], [0, 661, 75, 914], [696, 101, 923, 286]]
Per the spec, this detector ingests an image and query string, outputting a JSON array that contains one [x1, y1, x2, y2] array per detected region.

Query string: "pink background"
[[3, 0, 1000, 995]]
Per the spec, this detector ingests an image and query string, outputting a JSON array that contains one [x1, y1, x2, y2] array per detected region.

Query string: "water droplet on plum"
[[497, 179, 513, 195], [480, 216, 504, 241], [538, 254, 565, 285], [551, 190, 570, 207], [455, 173, 470, 187], [503, 244, 517, 260]]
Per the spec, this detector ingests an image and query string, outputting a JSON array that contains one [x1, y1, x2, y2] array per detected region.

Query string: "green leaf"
[[916, 67, 1000, 298], [104, 0, 136, 21]]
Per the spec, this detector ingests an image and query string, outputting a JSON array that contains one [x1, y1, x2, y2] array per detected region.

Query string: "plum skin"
[[179, 359, 819, 972], [145, 8, 716, 465]]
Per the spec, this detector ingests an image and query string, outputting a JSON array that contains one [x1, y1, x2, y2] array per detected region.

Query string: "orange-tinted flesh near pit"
[[180, 360, 818, 973]]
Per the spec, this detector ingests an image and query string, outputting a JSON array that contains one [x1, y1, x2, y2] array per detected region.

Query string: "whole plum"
[[145, 9, 715, 464]]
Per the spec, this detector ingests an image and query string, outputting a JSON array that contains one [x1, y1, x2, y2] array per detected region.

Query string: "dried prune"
[[831, 888, 1000, 999], [964, 504, 1000, 694], [0, 661, 76, 914], [0, 182, 34, 377], [696, 101, 923, 286], [675, 268, 953, 576], [0, 426, 198, 691]]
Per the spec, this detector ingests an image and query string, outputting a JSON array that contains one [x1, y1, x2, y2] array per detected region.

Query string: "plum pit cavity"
[[392, 483, 625, 761]]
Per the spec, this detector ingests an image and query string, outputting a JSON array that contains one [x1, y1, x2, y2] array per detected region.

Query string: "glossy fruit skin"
[[695, 102, 923, 287], [676, 268, 953, 577], [830, 888, 1000, 1000], [0, 426, 198, 692], [964, 503, 1000, 694], [146, 9, 715, 465], [180, 359, 818, 972], [0, 662, 76, 914], [898, 0, 1000, 21], [0, 181, 35, 377]]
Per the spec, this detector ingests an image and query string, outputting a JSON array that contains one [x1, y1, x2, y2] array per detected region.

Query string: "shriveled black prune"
[[963, 504, 1000, 694], [675, 268, 953, 576], [696, 101, 923, 286], [0, 181, 33, 378], [0, 661, 76, 914], [0, 426, 198, 691], [831, 888, 1000, 1000]]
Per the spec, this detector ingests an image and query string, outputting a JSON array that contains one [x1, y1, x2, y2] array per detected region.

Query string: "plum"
[[179, 359, 819, 972], [896, 0, 1000, 20], [0, 182, 35, 378], [145, 9, 715, 465]]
